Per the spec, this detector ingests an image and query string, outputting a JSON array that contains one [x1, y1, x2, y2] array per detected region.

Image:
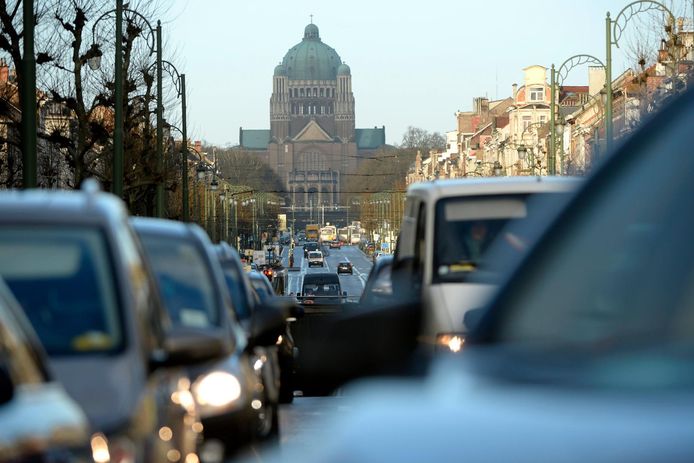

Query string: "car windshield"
[[0, 227, 122, 356], [309, 251, 321, 258], [302, 283, 340, 296], [492, 108, 694, 377], [139, 234, 219, 328], [433, 194, 558, 282]]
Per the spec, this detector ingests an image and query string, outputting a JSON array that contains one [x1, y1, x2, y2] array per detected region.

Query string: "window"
[[529, 86, 544, 101], [300, 88, 305, 97], [313, 88, 318, 97], [540, 115, 547, 123], [320, 88, 325, 97], [522, 115, 532, 130]]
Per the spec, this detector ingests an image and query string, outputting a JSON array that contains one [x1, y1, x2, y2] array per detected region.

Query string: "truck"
[[305, 224, 320, 241]]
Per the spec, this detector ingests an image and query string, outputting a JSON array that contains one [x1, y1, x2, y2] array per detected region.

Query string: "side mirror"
[[250, 302, 287, 347], [153, 326, 230, 369], [0, 363, 14, 406]]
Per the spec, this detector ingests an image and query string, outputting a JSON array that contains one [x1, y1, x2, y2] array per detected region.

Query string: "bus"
[[320, 225, 337, 242], [305, 224, 320, 241], [337, 227, 350, 243], [350, 232, 361, 245]]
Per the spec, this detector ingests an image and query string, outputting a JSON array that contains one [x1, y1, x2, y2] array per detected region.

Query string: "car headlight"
[[193, 372, 242, 407], [436, 333, 466, 353]]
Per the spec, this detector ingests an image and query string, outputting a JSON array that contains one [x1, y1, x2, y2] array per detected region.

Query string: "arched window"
[[300, 88, 305, 97], [320, 88, 325, 97]]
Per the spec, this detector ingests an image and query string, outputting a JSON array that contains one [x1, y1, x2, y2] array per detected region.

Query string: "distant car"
[[330, 240, 342, 249], [0, 186, 207, 463], [360, 255, 394, 306], [300, 273, 346, 305], [337, 261, 353, 274], [307, 250, 324, 267], [0, 277, 91, 462], [249, 271, 275, 302], [304, 241, 319, 257], [132, 218, 286, 454]]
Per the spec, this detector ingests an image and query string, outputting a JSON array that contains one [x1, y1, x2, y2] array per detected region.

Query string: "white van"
[[394, 177, 580, 352], [307, 250, 324, 267]]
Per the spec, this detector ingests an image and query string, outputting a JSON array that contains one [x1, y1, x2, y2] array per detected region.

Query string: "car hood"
[[275, 356, 694, 462], [50, 353, 146, 434], [422, 282, 495, 339]]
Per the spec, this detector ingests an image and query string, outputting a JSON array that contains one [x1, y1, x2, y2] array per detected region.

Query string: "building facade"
[[239, 23, 385, 208]]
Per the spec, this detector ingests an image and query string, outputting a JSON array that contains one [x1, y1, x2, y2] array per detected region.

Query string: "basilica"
[[239, 23, 386, 207]]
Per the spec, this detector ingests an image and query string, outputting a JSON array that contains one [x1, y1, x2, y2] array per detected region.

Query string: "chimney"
[[512, 83, 518, 100], [0, 59, 9, 84]]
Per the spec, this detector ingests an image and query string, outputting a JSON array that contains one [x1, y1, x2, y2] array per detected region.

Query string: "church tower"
[[335, 63, 355, 141], [270, 64, 290, 141]]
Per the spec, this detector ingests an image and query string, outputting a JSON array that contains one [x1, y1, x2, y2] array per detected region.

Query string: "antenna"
[[310, 14, 314, 24]]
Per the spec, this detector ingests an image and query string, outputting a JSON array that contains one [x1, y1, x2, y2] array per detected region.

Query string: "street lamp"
[[143, 60, 185, 218], [196, 162, 207, 181], [91, 1, 157, 199], [606, 1, 676, 155], [493, 161, 504, 177], [551, 54, 606, 175]]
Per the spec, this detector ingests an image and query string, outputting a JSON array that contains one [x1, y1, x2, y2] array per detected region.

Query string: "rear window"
[[139, 234, 219, 328], [309, 251, 322, 258], [0, 227, 123, 356]]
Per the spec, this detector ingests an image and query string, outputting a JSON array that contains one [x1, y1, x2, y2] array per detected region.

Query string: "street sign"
[[381, 242, 390, 252]]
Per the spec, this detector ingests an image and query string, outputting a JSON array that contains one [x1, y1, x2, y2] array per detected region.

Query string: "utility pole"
[[113, 0, 124, 198], [21, 0, 37, 189]]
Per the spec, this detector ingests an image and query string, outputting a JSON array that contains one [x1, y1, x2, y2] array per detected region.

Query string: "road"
[[270, 243, 372, 458], [283, 242, 373, 301]]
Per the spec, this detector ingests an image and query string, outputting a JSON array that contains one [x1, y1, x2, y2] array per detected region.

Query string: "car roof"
[[407, 176, 580, 202], [130, 216, 208, 241], [0, 189, 127, 225]]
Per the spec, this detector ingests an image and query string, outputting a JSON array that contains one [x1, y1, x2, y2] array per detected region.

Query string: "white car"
[[307, 250, 324, 267], [394, 176, 580, 352]]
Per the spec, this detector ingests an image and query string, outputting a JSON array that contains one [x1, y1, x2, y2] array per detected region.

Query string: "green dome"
[[281, 23, 341, 81], [337, 62, 351, 76], [274, 63, 287, 76]]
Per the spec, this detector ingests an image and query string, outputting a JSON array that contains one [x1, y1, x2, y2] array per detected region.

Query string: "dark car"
[[132, 218, 286, 456], [0, 186, 212, 463], [303, 241, 319, 258], [337, 261, 353, 275], [0, 278, 91, 462], [300, 273, 346, 305], [215, 243, 297, 405], [276, 87, 694, 462], [329, 241, 342, 249], [359, 255, 394, 306]]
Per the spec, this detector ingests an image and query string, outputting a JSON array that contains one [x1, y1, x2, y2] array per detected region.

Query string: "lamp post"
[[91, 1, 157, 199], [550, 54, 606, 175], [516, 121, 547, 175], [21, 0, 37, 188], [606, 1, 676, 157]]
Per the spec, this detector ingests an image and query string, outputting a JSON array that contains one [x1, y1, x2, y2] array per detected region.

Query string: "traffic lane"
[[321, 246, 366, 300]]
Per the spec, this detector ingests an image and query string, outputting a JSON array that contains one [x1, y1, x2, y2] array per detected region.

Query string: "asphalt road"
[[241, 243, 372, 461], [283, 243, 373, 301]]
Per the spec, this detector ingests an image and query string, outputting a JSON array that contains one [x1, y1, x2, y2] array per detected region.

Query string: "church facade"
[[239, 23, 385, 207]]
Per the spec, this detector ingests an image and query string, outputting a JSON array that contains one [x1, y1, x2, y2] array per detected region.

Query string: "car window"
[[0, 227, 123, 356], [221, 262, 252, 320], [138, 235, 219, 329], [433, 194, 559, 282], [495, 112, 694, 357]]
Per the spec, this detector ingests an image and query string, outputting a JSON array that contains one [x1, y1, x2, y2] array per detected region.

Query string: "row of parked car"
[[290, 85, 694, 460], [0, 183, 301, 462]]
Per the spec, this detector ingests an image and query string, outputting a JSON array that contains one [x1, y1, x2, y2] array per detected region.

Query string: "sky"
[[162, 0, 692, 146]]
